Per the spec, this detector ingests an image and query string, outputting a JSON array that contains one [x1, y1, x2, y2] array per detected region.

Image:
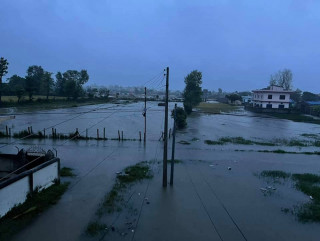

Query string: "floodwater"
[[0, 101, 319, 241]]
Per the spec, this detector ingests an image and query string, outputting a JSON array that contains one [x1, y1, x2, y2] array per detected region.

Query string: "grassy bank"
[[0, 182, 69, 241], [205, 136, 320, 147], [196, 102, 239, 114], [86, 161, 153, 237], [264, 113, 320, 125], [259, 170, 320, 222], [0, 96, 111, 111]]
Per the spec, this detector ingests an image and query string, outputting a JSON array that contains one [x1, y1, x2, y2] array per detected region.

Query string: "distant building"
[[242, 96, 252, 104], [252, 85, 292, 109]]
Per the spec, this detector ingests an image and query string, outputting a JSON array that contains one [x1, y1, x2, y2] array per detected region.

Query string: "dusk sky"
[[1, 0, 320, 92]]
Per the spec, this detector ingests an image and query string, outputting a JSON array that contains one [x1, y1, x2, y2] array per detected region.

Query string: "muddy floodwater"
[[1, 101, 320, 241]]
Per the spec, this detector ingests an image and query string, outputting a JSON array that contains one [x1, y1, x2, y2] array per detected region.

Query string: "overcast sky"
[[1, 0, 320, 92]]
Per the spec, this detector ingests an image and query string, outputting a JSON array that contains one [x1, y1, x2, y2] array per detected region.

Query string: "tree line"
[[0, 57, 93, 103]]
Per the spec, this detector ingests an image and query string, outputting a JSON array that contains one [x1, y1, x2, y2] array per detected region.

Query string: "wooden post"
[[170, 104, 177, 186], [86, 128, 88, 139], [54, 128, 57, 138], [6, 125, 8, 136], [43, 128, 46, 138], [118, 130, 120, 141], [144, 87, 147, 143], [97, 129, 99, 139], [103, 128, 106, 140], [163, 66, 169, 187], [139, 131, 141, 141], [52, 128, 54, 138], [121, 131, 124, 141]]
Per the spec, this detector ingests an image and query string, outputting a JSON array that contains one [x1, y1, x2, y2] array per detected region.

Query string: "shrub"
[[172, 107, 187, 129]]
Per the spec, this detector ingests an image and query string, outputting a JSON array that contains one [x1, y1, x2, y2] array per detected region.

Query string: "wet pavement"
[[0, 102, 319, 240]]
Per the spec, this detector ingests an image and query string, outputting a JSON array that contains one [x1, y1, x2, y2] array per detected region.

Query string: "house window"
[[279, 104, 284, 109], [280, 95, 285, 100], [268, 95, 272, 99], [266, 104, 272, 108]]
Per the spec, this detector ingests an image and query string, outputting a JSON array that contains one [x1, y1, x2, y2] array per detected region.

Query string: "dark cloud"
[[1, 0, 319, 92]]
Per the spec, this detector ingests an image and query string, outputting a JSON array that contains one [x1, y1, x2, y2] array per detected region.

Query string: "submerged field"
[[1, 101, 320, 241]]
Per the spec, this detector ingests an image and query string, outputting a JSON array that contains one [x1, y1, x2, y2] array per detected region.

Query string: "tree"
[[183, 70, 203, 114], [25, 65, 44, 100], [0, 57, 9, 104], [226, 93, 242, 103], [290, 89, 302, 103], [55, 72, 64, 96], [171, 107, 187, 129], [98, 87, 110, 98], [41, 71, 54, 100], [55, 70, 89, 99], [302, 91, 320, 101], [7, 75, 25, 102], [269, 69, 293, 90]]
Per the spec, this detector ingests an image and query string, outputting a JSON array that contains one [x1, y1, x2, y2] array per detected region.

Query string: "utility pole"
[[163, 67, 169, 187], [170, 103, 177, 186], [144, 87, 147, 143]]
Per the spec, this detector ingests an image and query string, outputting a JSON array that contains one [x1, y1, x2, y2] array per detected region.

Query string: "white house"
[[252, 85, 292, 109]]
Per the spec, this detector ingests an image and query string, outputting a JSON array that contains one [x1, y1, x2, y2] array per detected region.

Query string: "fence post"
[[6, 125, 8, 136], [43, 128, 46, 138], [97, 129, 99, 139], [86, 128, 88, 139], [121, 131, 123, 141], [118, 130, 120, 141], [139, 131, 141, 141], [103, 128, 106, 140]]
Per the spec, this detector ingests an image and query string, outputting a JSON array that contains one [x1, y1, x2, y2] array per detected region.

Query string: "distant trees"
[[41, 72, 54, 100], [226, 93, 242, 103], [269, 69, 293, 90], [0, 57, 9, 104], [55, 70, 89, 99], [7, 75, 25, 102], [25, 65, 44, 100], [302, 91, 320, 101], [183, 70, 203, 114], [171, 107, 187, 129]]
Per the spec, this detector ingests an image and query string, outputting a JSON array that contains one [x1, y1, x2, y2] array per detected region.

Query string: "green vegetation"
[[265, 113, 320, 125], [178, 140, 191, 145], [257, 150, 320, 155], [87, 162, 153, 237], [183, 70, 202, 114], [259, 171, 320, 222], [205, 137, 275, 146], [0, 182, 69, 241], [172, 107, 187, 129], [301, 133, 319, 138], [205, 136, 320, 147], [86, 221, 108, 236], [60, 167, 75, 177], [197, 102, 238, 114], [97, 162, 152, 215], [260, 170, 291, 179]]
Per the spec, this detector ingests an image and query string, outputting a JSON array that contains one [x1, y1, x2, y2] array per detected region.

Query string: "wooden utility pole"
[[144, 87, 147, 143], [170, 103, 177, 186], [163, 67, 169, 187]]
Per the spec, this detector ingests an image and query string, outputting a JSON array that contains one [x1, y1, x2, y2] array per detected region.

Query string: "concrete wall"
[[0, 176, 29, 218], [33, 162, 58, 190], [0, 159, 59, 218]]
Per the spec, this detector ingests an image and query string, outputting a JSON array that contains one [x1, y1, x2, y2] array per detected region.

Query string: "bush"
[[172, 107, 187, 129]]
